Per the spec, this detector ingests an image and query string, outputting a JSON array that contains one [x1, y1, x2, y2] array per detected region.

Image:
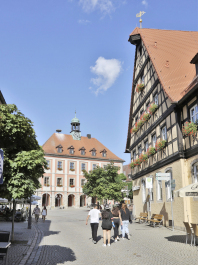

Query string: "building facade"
[[125, 28, 198, 229], [37, 114, 124, 208], [0, 91, 6, 105]]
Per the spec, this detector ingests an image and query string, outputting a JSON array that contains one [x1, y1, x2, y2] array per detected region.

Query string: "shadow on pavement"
[[164, 235, 186, 244], [38, 245, 76, 264]]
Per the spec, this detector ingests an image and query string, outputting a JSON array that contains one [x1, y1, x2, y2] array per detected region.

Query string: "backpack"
[[102, 211, 110, 219]]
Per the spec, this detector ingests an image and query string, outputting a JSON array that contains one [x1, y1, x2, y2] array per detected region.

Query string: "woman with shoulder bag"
[[120, 203, 131, 240], [101, 205, 113, 247]]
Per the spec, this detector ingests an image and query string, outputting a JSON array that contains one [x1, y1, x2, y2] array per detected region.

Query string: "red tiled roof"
[[43, 133, 124, 162], [129, 28, 198, 101]]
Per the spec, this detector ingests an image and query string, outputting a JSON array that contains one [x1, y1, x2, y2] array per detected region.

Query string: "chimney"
[[56, 130, 62, 133], [87, 134, 91, 139], [190, 53, 198, 76]]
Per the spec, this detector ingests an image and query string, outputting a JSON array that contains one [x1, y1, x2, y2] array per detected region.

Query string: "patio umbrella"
[[31, 201, 41, 205], [175, 183, 198, 197], [31, 195, 41, 201]]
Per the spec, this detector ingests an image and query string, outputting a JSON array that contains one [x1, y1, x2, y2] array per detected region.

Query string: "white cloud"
[[90, 57, 122, 95], [78, 19, 91, 24], [142, 0, 148, 7], [79, 0, 114, 14]]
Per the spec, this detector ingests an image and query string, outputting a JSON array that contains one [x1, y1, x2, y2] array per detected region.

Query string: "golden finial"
[[136, 11, 146, 28]]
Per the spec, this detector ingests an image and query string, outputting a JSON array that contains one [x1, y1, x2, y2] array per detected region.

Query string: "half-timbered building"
[[125, 28, 198, 229]]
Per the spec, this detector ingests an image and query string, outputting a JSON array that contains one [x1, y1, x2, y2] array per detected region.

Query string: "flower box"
[[155, 139, 167, 151], [70, 185, 75, 188], [148, 103, 158, 115], [46, 167, 50, 170], [57, 167, 62, 171], [182, 122, 197, 137], [147, 147, 156, 156], [134, 158, 141, 166], [44, 184, 50, 187], [130, 162, 136, 169], [139, 153, 148, 163], [136, 83, 145, 93], [131, 122, 139, 133], [142, 112, 150, 122], [70, 168, 75, 171], [57, 184, 63, 187]]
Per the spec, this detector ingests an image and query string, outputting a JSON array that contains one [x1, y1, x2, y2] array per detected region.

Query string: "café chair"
[[183, 222, 193, 246], [190, 223, 198, 246]]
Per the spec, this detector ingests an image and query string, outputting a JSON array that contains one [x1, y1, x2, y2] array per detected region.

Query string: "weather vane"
[[136, 11, 146, 28]]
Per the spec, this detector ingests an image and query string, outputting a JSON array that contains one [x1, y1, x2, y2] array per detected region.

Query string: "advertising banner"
[[0, 149, 4, 184]]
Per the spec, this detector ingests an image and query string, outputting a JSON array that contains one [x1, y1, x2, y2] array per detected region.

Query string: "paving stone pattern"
[[1, 208, 198, 264]]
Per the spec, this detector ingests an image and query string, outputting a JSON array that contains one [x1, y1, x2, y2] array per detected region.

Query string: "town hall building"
[[37, 113, 124, 208]]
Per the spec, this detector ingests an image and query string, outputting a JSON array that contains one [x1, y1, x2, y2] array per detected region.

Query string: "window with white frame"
[[193, 162, 198, 183], [44, 177, 50, 186], [152, 134, 157, 147], [81, 179, 85, 186], [69, 178, 74, 186], [81, 149, 85, 155], [57, 161, 62, 170], [161, 126, 167, 140], [142, 179, 146, 202], [70, 162, 75, 170], [133, 151, 136, 161], [46, 160, 50, 169], [154, 93, 158, 105], [190, 104, 198, 123], [57, 178, 62, 186], [81, 163, 86, 171], [93, 164, 97, 170], [165, 170, 173, 201], [145, 141, 149, 152], [157, 179, 163, 201]]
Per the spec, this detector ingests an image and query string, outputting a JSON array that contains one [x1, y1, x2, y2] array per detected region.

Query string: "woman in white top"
[[42, 206, 47, 222]]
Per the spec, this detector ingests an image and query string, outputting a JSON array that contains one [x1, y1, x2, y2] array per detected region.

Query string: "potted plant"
[[70, 168, 75, 171], [139, 153, 148, 163], [182, 121, 197, 137], [136, 83, 145, 93], [137, 115, 145, 128], [130, 162, 136, 169], [148, 102, 158, 115], [70, 185, 75, 188], [131, 122, 139, 133], [155, 139, 167, 151], [147, 147, 156, 156], [142, 112, 150, 122], [134, 158, 141, 166]]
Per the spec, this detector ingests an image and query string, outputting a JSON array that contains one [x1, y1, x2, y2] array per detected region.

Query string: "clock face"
[[73, 132, 80, 140]]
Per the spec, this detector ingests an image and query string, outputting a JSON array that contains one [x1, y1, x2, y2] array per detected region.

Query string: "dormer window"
[[68, 145, 74, 155], [79, 147, 86, 155], [56, 145, 63, 153], [100, 149, 107, 157], [90, 148, 96, 156]]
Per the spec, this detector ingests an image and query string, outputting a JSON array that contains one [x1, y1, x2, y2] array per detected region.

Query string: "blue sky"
[[1, 0, 198, 165]]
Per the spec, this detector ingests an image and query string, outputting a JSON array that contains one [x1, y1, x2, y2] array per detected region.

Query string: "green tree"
[[82, 162, 126, 202], [0, 104, 47, 240]]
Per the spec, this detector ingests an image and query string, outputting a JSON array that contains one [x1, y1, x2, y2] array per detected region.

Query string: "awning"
[[0, 198, 8, 203], [175, 183, 198, 197], [132, 186, 140, 191]]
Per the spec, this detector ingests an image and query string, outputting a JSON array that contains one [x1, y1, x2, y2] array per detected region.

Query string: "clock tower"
[[70, 112, 81, 140]]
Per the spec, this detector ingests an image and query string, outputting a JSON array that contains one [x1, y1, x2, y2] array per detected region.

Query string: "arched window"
[[165, 169, 173, 201], [192, 162, 198, 183], [142, 179, 146, 203]]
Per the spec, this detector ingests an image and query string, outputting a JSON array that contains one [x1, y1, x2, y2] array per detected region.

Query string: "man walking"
[[86, 204, 101, 244], [33, 205, 40, 222]]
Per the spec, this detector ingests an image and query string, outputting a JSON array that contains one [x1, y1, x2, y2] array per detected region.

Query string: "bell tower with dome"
[[70, 111, 81, 140]]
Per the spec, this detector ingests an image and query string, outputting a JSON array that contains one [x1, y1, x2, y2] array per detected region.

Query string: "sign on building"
[[146, 177, 152, 189], [0, 149, 4, 184]]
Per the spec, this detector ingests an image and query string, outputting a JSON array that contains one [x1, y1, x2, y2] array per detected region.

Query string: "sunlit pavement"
[[1, 208, 198, 265]]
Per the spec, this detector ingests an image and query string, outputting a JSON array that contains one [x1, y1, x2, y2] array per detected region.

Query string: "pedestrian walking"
[[86, 204, 101, 244], [111, 205, 122, 242], [101, 205, 113, 247], [42, 206, 47, 222], [32, 205, 40, 222], [120, 203, 132, 240]]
